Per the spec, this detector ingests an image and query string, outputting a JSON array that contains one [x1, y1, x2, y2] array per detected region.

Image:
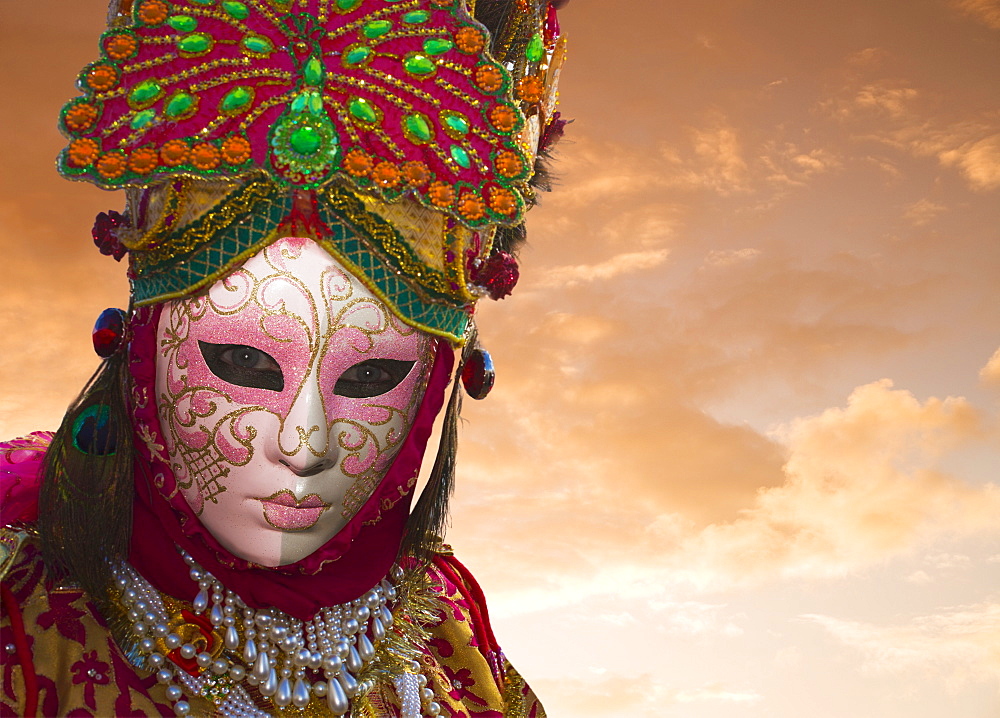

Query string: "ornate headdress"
[[40, 0, 569, 613], [60, 0, 567, 343]]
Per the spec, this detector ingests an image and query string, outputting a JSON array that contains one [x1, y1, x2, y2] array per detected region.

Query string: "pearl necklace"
[[113, 550, 442, 717]]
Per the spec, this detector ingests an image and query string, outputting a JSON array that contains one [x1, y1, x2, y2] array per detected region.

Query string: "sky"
[[1, 1, 999, 716]]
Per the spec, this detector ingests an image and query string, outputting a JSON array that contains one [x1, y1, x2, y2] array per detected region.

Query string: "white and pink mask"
[[154, 237, 434, 567]]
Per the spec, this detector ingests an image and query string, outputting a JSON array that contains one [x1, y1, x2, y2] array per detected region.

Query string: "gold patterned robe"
[[0, 529, 544, 718]]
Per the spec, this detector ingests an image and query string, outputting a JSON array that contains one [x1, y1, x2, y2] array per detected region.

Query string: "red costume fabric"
[[0, 436, 546, 717]]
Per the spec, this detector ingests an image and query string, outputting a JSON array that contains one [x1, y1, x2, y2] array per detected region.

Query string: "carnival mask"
[[154, 237, 434, 567]]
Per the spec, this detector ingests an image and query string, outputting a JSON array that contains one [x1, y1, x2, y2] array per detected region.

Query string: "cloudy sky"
[[2, 1, 999, 716]]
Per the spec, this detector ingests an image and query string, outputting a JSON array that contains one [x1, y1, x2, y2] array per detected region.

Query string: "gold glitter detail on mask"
[[340, 335, 434, 519], [155, 299, 263, 513], [156, 242, 434, 531]]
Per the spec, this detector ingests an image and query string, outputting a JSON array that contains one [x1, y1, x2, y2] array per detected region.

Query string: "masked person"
[[0, 0, 567, 715]]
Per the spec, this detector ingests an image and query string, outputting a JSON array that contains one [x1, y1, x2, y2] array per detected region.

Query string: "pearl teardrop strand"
[[114, 550, 437, 717]]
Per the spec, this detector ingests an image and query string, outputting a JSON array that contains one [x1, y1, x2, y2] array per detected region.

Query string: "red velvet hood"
[[126, 304, 453, 620]]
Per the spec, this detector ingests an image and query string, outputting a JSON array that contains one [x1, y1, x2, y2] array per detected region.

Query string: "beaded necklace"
[[112, 550, 441, 717]]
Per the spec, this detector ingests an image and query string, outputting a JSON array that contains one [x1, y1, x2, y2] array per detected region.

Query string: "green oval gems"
[[349, 97, 379, 124], [363, 20, 392, 38], [242, 34, 274, 55], [403, 53, 435, 76], [130, 109, 157, 130], [129, 80, 163, 108], [221, 1, 249, 19], [189, 0, 214, 5], [402, 10, 429, 23], [308, 92, 324, 114], [526, 32, 544, 62], [344, 45, 372, 66], [165, 92, 198, 118], [220, 86, 254, 113], [292, 90, 323, 114], [167, 15, 198, 32], [177, 33, 213, 55], [404, 113, 433, 142], [450, 145, 471, 168], [337, 0, 362, 9], [423, 38, 453, 55], [304, 56, 325, 86], [290, 126, 323, 155], [442, 112, 469, 136]]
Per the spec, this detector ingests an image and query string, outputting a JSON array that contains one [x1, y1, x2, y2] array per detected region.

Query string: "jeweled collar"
[[111, 548, 442, 717]]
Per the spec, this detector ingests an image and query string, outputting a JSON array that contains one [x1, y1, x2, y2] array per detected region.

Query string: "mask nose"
[[275, 368, 334, 475]]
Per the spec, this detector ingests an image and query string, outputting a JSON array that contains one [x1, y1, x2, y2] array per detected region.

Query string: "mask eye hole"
[[199, 341, 284, 392], [334, 359, 416, 398]]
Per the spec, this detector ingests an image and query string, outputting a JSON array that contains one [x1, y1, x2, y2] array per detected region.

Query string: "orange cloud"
[[533, 673, 762, 716], [853, 83, 920, 118], [902, 198, 947, 226], [702, 247, 761, 267], [671, 380, 999, 588], [804, 602, 1000, 690], [686, 124, 750, 194], [451, 375, 996, 607], [951, 0, 1000, 29], [981, 347, 1000, 385], [534, 249, 670, 288], [862, 120, 1000, 192], [812, 46, 1000, 193], [846, 47, 891, 68], [759, 143, 842, 187], [937, 134, 1000, 191], [819, 80, 919, 121]]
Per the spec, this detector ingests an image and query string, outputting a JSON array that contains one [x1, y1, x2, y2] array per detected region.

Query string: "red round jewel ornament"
[[471, 251, 519, 300], [93, 308, 127, 357], [461, 347, 495, 400]]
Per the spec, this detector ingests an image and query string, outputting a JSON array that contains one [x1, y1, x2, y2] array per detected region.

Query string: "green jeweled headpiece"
[[59, 0, 567, 342]]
